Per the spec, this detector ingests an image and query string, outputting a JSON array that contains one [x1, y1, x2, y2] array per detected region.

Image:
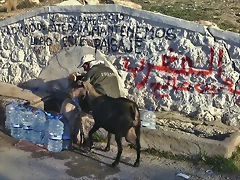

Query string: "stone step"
[[0, 82, 52, 109], [82, 115, 240, 158]]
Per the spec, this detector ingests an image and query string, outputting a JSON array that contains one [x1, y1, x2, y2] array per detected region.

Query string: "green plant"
[[92, 133, 107, 142], [218, 21, 238, 31]]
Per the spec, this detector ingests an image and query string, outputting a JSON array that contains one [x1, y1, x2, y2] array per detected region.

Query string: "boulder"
[[110, 0, 142, 10], [55, 0, 83, 6], [29, 0, 39, 4], [195, 20, 220, 29], [84, 0, 99, 5]]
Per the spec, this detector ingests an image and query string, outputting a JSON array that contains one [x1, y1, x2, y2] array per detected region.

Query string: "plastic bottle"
[[48, 114, 64, 140], [10, 106, 24, 139], [141, 107, 157, 129], [32, 109, 47, 145], [22, 107, 34, 142], [43, 113, 52, 146], [62, 117, 71, 150], [22, 125, 33, 142], [22, 107, 34, 127], [48, 115, 64, 152], [11, 124, 23, 139], [72, 98, 81, 111], [48, 135, 63, 152], [62, 134, 70, 150], [17, 104, 27, 127], [5, 101, 16, 130]]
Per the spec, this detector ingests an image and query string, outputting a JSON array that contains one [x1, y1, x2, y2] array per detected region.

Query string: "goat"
[[70, 80, 141, 167], [60, 73, 90, 148], [60, 98, 83, 147]]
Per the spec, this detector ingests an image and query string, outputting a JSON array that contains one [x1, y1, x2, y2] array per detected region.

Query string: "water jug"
[[32, 109, 46, 145], [62, 117, 71, 150], [48, 114, 64, 140], [11, 124, 23, 139], [22, 125, 33, 142], [48, 135, 63, 152], [5, 101, 16, 130], [43, 113, 52, 146], [10, 106, 24, 139], [62, 134, 70, 150], [141, 107, 157, 129], [22, 107, 34, 127]]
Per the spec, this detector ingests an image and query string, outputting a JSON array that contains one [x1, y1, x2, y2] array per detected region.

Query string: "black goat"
[[70, 80, 141, 167]]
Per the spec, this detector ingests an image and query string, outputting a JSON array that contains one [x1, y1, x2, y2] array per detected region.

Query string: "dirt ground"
[[1, 131, 240, 180]]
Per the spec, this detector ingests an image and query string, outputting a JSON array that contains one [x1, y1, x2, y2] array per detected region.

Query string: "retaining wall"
[[0, 5, 240, 125]]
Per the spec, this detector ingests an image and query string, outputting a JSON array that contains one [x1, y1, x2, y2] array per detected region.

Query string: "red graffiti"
[[150, 77, 171, 98], [124, 46, 239, 100], [172, 77, 192, 91], [124, 58, 145, 78], [194, 82, 218, 97], [218, 49, 223, 78], [224, 78, 240, 95], [125, 47, 223, 90], [149, 81, 169, 98], [150, 76, 219, 98]]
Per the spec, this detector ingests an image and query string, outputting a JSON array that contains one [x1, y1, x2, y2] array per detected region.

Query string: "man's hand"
[[68, 72, 85, 86]]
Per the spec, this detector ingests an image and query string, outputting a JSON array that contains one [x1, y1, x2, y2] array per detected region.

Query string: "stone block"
[[0, 82, 51, 109]]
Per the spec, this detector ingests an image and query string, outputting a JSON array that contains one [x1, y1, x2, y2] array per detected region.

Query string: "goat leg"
[[88, 124, 99, 151], [134, 125, 141, 167], [112, 136, 123, 167], [104, 132, 112, 152], [79, 119, 85, 148]]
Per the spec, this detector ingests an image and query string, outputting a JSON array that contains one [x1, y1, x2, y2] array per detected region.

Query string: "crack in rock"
[[55, 53, 70, 75], [206, 27, 240, 122]]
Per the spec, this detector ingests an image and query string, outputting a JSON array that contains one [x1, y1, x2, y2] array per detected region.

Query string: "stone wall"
[[0, 5, 240, 126]]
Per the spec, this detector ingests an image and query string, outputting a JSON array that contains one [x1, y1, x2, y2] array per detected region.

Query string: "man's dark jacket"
[[79, 64, 120, 113], [83, 64, 120, 98]]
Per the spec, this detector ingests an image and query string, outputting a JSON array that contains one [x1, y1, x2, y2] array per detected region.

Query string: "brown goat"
[[70, 80, 141, 167]]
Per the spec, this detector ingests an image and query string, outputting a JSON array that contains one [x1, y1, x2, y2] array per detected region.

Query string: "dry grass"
[[133, 0, 240, 33]]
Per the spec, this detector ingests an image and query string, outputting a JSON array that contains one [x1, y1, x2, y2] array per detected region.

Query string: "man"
[[65, 54, 121, 145], [77, 54, 120, 99]]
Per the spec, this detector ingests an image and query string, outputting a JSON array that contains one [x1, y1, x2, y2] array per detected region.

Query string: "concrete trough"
[[139, 128, 240, 158]]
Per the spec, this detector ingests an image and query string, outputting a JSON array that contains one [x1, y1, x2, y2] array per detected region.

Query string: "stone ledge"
[[80, 111, 240, 158], [0, 82, 51, 109], [140, 128, 240, 158], [94, 122, 240, 158]]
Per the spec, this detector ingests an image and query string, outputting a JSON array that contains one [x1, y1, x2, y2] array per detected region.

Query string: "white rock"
[[9, 63, 21, 77], [29, 0, 39, 4], [55, 0, 83, 6], [1, 50, 10, 59], [222, 112, 239, 127], [195, 20, 220, 29], [11, 49, 25, 62], [84, 0, 99, 5], [111, 0, 142, 10]]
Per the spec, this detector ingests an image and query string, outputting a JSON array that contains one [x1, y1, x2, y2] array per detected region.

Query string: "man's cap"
[[77, 54, 95, 68]]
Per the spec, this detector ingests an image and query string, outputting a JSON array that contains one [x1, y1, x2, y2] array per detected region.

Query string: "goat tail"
[[130, 104, 140, 127]]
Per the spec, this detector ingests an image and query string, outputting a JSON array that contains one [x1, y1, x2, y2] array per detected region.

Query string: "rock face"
[[195, 20, 220, 29], [0, 5, 239, 127]]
